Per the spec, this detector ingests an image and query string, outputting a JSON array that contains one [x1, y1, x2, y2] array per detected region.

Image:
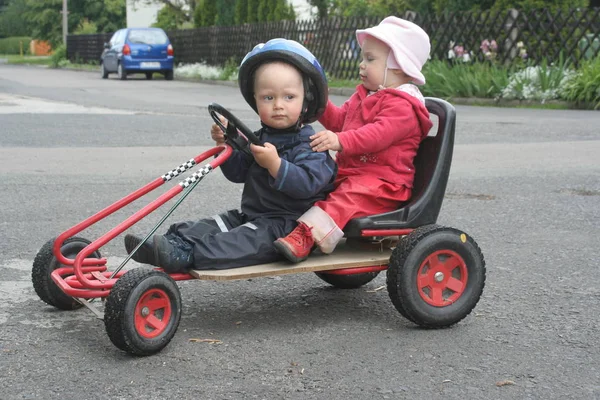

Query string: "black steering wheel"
[[208, 103, 262, 155]]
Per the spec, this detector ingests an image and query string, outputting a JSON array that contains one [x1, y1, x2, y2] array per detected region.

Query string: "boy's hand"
[[210, 116, 227, 145], [310, 130, 342, 152], [250, 142, 281, 177]]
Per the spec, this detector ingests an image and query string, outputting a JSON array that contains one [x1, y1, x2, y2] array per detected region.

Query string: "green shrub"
[[50, 44, 67, 68], [0, 37, 31, 55], [560, 56, 600, 109], [219, 57, 239, 80], [500, 56, 575, 101], [74, 19, 98, 35], [421, 60, 511, 98]]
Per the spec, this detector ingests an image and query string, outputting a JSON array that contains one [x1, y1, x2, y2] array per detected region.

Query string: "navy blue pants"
[[166, 210, 297, 270]]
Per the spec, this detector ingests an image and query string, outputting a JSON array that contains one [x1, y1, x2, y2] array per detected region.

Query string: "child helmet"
[[238, 38, 328, 124]]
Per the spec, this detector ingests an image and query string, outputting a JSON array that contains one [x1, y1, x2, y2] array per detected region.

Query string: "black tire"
[[387, 225, 486, 328], [104, 269, 181, 356], [32, 237, 102, 310], [164, 70, 174, 80], [145, 72, 153, 80], [101, 62, 109, 79], [315, 271, 380, 289], [117, 62, 127, 80]]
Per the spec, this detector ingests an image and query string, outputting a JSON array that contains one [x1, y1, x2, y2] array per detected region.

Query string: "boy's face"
[[359, 36, 406, 90], [254, 62, 305, 129]]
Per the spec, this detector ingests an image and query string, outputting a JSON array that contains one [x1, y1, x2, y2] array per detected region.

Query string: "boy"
[[125, 39, 336, 271]]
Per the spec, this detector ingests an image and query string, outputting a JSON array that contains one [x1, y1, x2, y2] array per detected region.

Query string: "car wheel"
[[101, 62, 109, 79], [164, 70, 174, 80], [117, 63, 127, 80], [145, 72, 153, 80]]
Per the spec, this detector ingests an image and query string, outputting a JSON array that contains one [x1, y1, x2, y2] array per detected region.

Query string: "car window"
[[117, 30, 126, 46], [109, 31, 120, 46], [127, 30, 168, 45]]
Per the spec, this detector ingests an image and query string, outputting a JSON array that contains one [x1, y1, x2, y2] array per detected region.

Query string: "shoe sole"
[[273, 239, 308, 264], [125, 235, 156, 265]]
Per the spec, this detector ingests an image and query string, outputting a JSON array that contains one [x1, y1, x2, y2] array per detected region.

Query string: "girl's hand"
[[250, 142, 281, 177], [210, 116, 227, 145], [310, 130, 342, 152]]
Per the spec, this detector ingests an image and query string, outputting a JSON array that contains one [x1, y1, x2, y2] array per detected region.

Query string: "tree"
[[247, 0, 259, 23], [273, 0, 293, 20], [307, 0, 330, 19], [257, 0, 268, 22], [488, 0, 587, 12], [153, 4, 188, 30], [194, 0, 216, 26], [215, 0, 236, 25], [0, 0, 30, 38], [131, 0, 196, 23], [18, 0, 124, 45], [267, 0, 277, 21], [234, 0, 248, 24]]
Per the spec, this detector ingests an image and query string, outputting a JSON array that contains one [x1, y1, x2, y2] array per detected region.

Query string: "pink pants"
[[315, 175, 411, 229]]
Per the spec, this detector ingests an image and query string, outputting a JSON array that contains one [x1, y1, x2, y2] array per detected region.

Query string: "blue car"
[[100, 28, 174, 80]]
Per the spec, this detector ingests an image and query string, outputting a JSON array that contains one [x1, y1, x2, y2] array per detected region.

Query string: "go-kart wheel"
[[314, 271, 380, 289], [32, 237, 102, 310], [387, 225, 486, 328], [104, 269, 181, 356]]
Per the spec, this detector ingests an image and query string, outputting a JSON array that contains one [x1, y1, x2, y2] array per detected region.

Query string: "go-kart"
[[31, 98, 486, 356]]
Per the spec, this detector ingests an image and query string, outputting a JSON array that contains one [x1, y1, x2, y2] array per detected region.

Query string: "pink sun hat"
[[356, 16, 431, 85]]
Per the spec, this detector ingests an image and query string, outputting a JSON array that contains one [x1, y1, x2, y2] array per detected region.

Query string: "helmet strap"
[[296, 77, 313, 130]]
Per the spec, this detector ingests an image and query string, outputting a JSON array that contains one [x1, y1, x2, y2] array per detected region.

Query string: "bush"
[[219, 57, 239, 81], [421, 60, 511, 98], [501, 57, 575, 102], [50, 44, 68, 68], [560, 56, 600, 109], [0, 37, 31, 55]]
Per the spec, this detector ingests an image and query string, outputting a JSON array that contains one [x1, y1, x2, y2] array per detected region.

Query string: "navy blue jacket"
[[220, 124, 337, 220]]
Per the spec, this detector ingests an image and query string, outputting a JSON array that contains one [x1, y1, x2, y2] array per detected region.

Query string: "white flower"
[[175, 62, 237, 80]]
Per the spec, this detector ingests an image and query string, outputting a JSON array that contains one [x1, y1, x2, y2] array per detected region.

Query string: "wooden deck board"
[[188, 241, 393, 281]]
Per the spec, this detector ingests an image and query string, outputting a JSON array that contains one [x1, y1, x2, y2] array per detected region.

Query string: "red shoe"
[[274, 222, 314, 263]]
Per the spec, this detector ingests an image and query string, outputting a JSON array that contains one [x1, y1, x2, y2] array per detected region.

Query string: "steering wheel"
[[208, 103, 262, 155]]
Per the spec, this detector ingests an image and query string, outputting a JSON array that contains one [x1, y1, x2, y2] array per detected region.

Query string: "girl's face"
[[359, 36, 407, 90], [254, 62, 305, 129]]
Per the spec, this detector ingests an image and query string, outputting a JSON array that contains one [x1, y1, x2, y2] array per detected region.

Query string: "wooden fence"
[[68, 8, 600, 79]]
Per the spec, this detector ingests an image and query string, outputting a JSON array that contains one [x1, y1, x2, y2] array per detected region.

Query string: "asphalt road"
[[0, 65, 599, 400]]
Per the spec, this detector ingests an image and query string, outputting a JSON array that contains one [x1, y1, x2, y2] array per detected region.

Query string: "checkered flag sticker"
[[180, 165, 213, 188], [162, 159, 197, 181]]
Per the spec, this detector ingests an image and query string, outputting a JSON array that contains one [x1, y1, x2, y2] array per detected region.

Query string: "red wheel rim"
[[417, 250, 468, 307], [134, 289, 172, 339]]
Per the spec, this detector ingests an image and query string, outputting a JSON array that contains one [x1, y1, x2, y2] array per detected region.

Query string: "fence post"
[[505, 8, 519, 62]]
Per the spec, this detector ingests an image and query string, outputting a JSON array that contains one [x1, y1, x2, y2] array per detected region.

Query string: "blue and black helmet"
[[238, 38, 328, 124]]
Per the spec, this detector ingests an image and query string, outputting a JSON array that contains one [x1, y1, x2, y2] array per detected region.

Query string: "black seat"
[[343, 97, 456, 237]]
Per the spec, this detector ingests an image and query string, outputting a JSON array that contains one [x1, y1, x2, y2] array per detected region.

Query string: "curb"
[[4, 63, 596, 110]]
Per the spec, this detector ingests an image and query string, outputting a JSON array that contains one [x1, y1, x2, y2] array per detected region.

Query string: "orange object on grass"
[[30, 40, 52, 56]]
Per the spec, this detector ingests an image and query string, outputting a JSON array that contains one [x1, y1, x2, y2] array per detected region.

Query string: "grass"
[[328, 79, 360, 88], [0, 54, 52, 65]]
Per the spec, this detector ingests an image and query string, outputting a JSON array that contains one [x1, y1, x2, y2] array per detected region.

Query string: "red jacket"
[[319, 84, 433, 188]]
